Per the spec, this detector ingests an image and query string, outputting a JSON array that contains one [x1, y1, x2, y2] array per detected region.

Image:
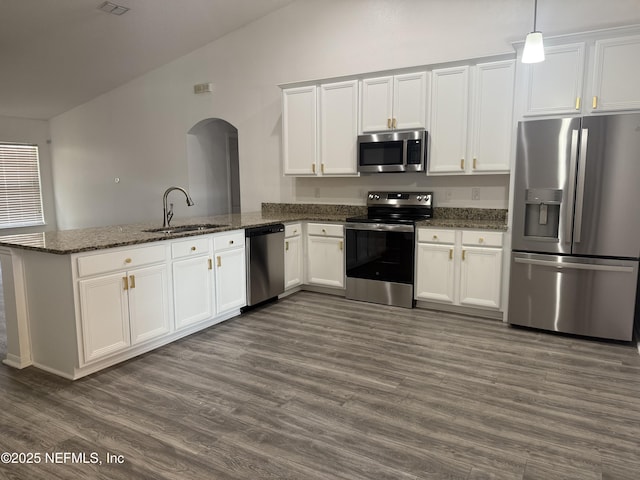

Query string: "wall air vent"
[[97, 1, 130, 15]]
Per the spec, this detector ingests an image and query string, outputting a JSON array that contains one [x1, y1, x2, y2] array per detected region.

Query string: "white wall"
[[49, 0, 640, 229], [0, 116, 57, 233]]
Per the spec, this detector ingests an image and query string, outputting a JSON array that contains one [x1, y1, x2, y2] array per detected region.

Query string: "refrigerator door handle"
[[514, 257, 634, 273], [573, 128, 589, 243], [566, 129, 580, 243]]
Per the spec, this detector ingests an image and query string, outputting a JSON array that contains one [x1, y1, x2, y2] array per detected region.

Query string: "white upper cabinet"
[[361, 72, 428, 132], [282, 81, 359, 177], [282, 85, 317, 175], [523, 43, 586, 117], [429, 61, 514, 175], [319, 80, 359, 175], [591, 35, 640, 112], [471, 60, 515, 173], [428, 66, 469, 174], [520, 30, 640, 117]]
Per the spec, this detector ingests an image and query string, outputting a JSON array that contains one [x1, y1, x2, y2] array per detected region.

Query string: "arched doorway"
[[186, 118, 240, 215]]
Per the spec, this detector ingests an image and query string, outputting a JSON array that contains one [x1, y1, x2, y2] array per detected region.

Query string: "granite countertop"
[[0, 204, 507, 254]]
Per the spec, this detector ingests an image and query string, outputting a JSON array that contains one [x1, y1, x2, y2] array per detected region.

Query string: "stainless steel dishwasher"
[[244, 224, 285, 308]]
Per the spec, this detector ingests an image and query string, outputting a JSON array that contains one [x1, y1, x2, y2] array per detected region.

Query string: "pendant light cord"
[[533, 0, 538, 32]]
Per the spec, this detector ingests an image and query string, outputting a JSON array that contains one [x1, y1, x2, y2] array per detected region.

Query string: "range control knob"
[[374, 194, 380, 200], [424, 195, 431, 202], [416, 195, 423, 201], [368, 194, 374, 199]]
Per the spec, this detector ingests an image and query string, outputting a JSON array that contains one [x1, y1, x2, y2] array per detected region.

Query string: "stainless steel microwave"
[[357, 129, 428, 173]]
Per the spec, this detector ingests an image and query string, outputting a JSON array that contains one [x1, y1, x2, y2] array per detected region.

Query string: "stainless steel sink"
[[143, 223, 228, 234]]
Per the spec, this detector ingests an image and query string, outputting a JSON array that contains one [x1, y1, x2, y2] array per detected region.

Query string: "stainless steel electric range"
[[345, 191, 433, 308]]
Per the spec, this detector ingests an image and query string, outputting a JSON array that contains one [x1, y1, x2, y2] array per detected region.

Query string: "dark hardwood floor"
[[1, 291, 639, 479]]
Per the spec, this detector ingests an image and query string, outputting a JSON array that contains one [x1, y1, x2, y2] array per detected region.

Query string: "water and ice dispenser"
[[524, 188, 562, 239]]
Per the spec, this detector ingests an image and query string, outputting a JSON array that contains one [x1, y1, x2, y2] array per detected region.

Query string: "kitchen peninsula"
[[0, 204, 506, 380]]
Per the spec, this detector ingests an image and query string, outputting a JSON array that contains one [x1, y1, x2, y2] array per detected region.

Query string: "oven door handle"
[[345, 223, 414, 233]]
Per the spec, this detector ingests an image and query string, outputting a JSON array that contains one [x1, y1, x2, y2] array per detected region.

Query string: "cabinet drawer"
[[307, 223, 343, 237], [461, 230, 503, 247], [77, 244, 167, 277], [417, 228, 455, 244], [171, 237, 211, 259], [213, 230, 245, 251], [285, 223, 302, 237]]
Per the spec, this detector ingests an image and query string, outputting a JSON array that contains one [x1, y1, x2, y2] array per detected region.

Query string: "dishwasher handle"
[[245, 224, 285, 237]]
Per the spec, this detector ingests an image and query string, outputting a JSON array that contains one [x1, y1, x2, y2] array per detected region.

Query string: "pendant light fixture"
[[522, 0, 545, 63]]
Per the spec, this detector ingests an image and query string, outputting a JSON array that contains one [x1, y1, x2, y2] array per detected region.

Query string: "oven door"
[[346, 223, 415, 283]]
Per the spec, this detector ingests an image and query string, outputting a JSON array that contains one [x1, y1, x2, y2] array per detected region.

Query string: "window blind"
[[0, 143, 45, 228]]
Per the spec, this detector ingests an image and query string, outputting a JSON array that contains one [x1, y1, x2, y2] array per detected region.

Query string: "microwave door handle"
[[402, 138, 408, 168], [573, 128, 588, 243], [566, 129, 579, 243]]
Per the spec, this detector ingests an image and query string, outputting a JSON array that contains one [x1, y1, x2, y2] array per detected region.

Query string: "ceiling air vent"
[[97, 1, 130, 15]]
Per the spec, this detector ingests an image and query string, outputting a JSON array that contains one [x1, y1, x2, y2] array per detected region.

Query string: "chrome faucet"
[[163, 186, 195, 227]]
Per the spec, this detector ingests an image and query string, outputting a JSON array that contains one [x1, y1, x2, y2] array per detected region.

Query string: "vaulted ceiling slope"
[[0, 0, 294, 120]]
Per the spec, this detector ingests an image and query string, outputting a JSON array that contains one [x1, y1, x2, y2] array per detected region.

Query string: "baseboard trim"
[[2, 353, 32, 369]]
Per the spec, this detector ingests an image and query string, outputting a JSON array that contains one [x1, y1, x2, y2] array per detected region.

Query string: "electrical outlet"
[[445, 189, 453, 201], [472, 188, 480, 201]]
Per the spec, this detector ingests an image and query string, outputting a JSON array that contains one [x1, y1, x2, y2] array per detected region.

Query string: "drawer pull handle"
[[229, 240, 234, 245], [479, 237, 484, 243], [129, 275, 136, 289], [322, 229, 326, 234], [473, 157, 477, 169], [285, 241, 289, 251], [217, 256, 221, 267], [293, 229, 298, 234], [191, 246, 197, 251], [449, 249, 453, 260], [123, 276, 129, 290], [339, 240, 343, 251], [460, 159, 465, 170], [462, 250, 466, 261], [208, 258, 213, 270], [387, 118, 392, 129], [125, 258, 132, 264], [433, 234, 438, 240]]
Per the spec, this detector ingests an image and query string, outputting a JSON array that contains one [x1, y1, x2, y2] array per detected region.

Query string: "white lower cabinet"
[[416, 228, 503, 310], [172, 255, 214, 330], [306, 223, 344, 288], [284, 223, 303, 289], [214, 243, 246, 314], [75, 230, 246, 373], [78, 247, 170, 364]]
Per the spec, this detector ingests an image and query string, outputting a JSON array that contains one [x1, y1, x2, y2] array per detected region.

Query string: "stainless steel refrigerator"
[[508, 113, 640, 341]]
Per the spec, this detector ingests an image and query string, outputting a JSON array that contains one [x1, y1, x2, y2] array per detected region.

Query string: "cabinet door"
[[428, 66, 470, 174], [319, 80, 359, 175], [471, 60, 515, 173], [215, 248, 246, 314], [524, 43, 585, 116], [307, 236, 344, 288], [128, 264, 171, 345], [415, 243, 455, 303], [173, 256, 214, 329], [78, 273, 130, 363], [285, 235, 303, 289], [459, 246, 502, 309], [361, 76, 394, 132], [282, 86, 317, 175], [393, 71, 428, 130], [591, 35, 640, 112]]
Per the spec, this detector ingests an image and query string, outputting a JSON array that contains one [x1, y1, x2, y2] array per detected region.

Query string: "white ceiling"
[[0, 0, 294, 120]]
